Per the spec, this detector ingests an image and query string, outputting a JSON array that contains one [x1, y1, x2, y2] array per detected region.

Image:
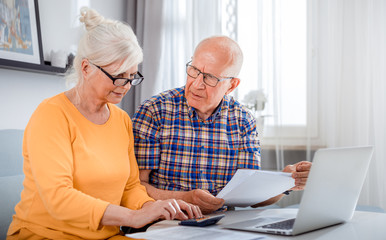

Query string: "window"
[[222, 0, 316, 146]]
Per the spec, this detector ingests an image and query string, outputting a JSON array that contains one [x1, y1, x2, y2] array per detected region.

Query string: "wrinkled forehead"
[[192, 48, 234, 76]]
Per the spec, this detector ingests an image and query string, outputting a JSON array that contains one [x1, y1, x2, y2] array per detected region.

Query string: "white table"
[[132, 208, 386, 240]]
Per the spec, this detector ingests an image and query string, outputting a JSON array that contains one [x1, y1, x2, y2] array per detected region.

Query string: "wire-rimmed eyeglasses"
[[185, 60, 234, 87]]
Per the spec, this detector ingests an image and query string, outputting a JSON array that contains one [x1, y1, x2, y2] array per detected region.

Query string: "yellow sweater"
[[8, 93, 154, 239]]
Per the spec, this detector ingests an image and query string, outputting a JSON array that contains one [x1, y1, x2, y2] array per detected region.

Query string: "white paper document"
[[216, 169, 295, 207], [127, 226, 274, 240]]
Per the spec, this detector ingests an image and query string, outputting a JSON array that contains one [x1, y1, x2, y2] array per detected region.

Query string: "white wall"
[[0, 69, 66, 130], [0, 0, 126, 130]]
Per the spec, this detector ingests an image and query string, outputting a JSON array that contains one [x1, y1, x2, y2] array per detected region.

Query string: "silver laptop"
[[223, 146, 374, 236]]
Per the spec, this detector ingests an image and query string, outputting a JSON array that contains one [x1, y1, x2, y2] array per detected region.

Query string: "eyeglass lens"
[[186, 65, 219, 87], [113, 77, 143, 86]]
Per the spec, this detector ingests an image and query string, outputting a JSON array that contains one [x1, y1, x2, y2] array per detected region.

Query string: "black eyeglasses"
[[185, 60, 234, 87], [91, 63, 144, 86]]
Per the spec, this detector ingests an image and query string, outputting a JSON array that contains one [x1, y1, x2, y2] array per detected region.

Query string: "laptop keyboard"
[[260, 218, 296, 230]]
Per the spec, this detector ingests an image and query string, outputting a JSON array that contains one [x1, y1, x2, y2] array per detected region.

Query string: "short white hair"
[[66, 7, 142, 86]]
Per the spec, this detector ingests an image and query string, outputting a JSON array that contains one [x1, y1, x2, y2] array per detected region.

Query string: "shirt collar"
[[183, 88, 229, 123]]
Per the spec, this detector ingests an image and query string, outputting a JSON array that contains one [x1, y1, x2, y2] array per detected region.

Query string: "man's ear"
[[225, 78, 240, 95]]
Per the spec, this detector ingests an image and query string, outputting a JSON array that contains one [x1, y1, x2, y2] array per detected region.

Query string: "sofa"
[[0, 129, 24, 239]]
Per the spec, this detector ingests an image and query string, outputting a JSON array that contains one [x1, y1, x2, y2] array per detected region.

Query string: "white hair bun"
[[79, 7, 105, 31]]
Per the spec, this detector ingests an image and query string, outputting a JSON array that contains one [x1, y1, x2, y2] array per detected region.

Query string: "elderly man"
[[132, 36, 311, 213]]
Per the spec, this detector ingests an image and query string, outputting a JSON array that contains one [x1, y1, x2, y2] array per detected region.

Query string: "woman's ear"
[[81, 59, 91, 79], [225, 78, 240, 95]]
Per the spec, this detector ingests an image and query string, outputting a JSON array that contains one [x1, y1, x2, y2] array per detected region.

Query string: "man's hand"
[[183, 189, 225, 214], [283, 161, 312, 191]]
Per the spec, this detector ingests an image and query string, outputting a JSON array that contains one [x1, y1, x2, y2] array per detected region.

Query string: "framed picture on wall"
[[0, 0, 43, 66]]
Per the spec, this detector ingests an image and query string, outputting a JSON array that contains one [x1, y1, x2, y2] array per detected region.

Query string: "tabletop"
[[128, 208, 386, 240]]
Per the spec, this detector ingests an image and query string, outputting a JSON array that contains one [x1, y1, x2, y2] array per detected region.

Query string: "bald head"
[[193, 36, 243, 77]]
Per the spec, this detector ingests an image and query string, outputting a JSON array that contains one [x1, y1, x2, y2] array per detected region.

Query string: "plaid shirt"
[[133, 87, 261, 195]]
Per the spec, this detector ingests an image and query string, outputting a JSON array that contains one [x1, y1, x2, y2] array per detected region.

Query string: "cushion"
[[0, 175, 24, 238], [0, 129, 24, 177]]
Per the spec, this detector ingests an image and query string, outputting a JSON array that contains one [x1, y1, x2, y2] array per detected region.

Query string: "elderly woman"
[[7, 7, 202, 240]]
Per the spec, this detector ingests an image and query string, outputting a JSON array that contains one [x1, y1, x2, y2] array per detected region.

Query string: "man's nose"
[[192, 73, 205, 88]]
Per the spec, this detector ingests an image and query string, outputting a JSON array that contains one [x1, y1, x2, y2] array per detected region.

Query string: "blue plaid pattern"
[[133, 87, 261, 195]]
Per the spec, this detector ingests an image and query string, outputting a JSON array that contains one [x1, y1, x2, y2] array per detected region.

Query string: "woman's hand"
[[127, 199, 202, 228], [174, 199, 203, 219]]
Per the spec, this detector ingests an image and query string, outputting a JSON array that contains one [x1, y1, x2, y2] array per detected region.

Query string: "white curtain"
[[234, 0, 286, 171], [235, 0, 386, 209], [317, 0, 386, 210], [135, 0, 222, 104]]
